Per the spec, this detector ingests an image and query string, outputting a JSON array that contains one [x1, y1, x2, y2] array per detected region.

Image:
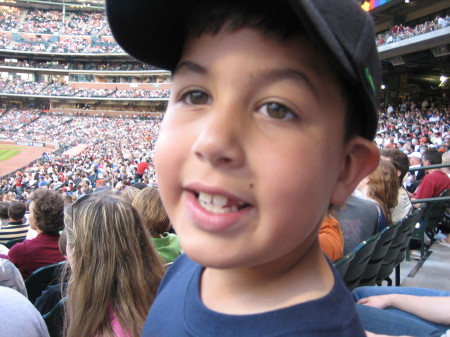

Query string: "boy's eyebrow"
[[173, 61, 318, 99], [259, 68, 319, 100], [173, 61, 207, 78]]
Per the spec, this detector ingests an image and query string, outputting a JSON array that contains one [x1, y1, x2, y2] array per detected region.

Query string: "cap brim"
[[107, 0, 192, 70]]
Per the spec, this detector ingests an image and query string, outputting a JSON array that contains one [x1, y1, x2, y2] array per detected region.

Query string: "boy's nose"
[[191, 109, 245, 169]]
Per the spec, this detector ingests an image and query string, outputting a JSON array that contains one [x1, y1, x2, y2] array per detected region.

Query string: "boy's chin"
[[183, 242, 318, 271], [185, 248, 245, 270]]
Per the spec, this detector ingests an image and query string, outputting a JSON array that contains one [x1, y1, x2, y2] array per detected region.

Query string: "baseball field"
[[0, 142, 55, 177], [0, 144, 22, 162]]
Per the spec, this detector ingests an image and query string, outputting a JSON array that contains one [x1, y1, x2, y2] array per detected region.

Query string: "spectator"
[[332, 194, 382, 255], [0, 256, 27, 297], [318, 215, 344, 262], [357, 159, 400, 228], [120, 186, 140, 204], [7, 188, 66, 279], [442, 152, 450, 178], [0, 286, 50, 337], [107, 0, 383, 336], [405, 152, 425, 193], [412, 149, 450, 207], [0, 201, 9, 227], [135, 157, 150, 182], [353, 286, 450, 337], [132, 187, 181, 263], [62, 191, 165, 337], [0, 201, 28, 244], [380, 148, 412, 223]]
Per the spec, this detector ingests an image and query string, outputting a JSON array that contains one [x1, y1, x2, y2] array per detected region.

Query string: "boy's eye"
[[181, 90, 211, 105], [259, 102, 295, 120]]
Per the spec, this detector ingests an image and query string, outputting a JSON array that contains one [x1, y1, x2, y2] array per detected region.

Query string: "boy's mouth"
[[195, 191, 251, 214]]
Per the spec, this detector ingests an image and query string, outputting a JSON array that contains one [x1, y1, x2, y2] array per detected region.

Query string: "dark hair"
[[8, 201, 26, 221], [0, 201, 9, 220], [185, 0, 363, 141], [380, 148, 410, 184], [30, 188, 64, 234], [423, 149, 442, 165]]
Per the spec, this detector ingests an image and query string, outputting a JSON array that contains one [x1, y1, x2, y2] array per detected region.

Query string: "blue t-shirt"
[[142, 254, 365, 337]]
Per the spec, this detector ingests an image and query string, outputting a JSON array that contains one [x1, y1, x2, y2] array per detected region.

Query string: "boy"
[[107, 0, 381, 335]]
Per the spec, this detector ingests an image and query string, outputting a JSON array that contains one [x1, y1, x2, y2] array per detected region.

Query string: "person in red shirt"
[[8, 188, 66, 279], [135, 158, 150, 183], [411, 149, 450, 207]]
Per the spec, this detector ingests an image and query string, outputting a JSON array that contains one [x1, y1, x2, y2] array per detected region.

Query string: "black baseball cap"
[[107, 0, 380, 140]]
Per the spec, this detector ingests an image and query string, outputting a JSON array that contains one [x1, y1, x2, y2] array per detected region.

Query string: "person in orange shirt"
[[319, 215, 344, 262]]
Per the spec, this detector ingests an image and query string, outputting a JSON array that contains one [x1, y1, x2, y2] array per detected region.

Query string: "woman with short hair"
[[8, 188, 66, 279]]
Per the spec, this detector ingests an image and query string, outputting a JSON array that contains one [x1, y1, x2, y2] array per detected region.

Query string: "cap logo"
[[365, 67, 376, 94]]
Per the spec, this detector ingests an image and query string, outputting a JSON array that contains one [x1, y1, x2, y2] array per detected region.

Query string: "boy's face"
[[155, 28, 372, 269]]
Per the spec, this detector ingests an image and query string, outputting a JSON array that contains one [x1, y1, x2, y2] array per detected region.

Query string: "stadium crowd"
[[61, 12, 107, 36], [18, 9, 62, 34], [1, 109, 162, 191], [0, 6, 22, 31], [48, 37, 122, 54], [0, 59, 156, 71], [0, 33, 11, 48], [0, 108, 40, 131], [376, 15, 450, 46], [0, 6, 449, 54], [0, 101, 448, 198], [0, 79, 170, 99]]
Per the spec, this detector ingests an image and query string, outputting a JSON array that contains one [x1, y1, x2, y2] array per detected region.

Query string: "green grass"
[[0, 148, 21, 161]]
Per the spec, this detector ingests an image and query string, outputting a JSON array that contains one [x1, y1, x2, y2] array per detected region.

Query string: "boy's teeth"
[[201, 201, 214, 212], [213, 205, 223, 213], [199, 192, 212, 203], [213, 195, 227, 206], [197, 192, 242, 213]]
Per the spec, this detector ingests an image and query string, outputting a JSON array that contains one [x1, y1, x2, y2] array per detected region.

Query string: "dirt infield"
[[0, 142, 55, 177]]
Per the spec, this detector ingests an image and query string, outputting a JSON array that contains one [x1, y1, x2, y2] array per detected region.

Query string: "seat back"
[[396, 209, 424, 264], [376, 209, 422, 283], [359, 223, 399, 286], [333, 251, 355, 278], [341, 232, 380, 291], [411, 189, 450, 256], [43, 296, 67, 337], [4, 237, 25, 249], [25, 261, 67, 304]]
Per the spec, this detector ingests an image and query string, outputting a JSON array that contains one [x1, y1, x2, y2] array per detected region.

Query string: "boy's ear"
[[330, 137, 380, 206]]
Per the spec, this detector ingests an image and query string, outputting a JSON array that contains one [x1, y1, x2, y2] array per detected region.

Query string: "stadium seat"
[[358, 223, 399, 287], [409, 189, 450, 258], [333, 250, 355, 278], [25, 261, 67, 304], [3, 237, 25, 249], [376, 209, 423, 286], [340, 232, 380, 291], [43, 296, 67, 337]]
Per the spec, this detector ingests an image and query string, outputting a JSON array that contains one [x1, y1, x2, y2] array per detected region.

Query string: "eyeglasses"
[[74, 193, 91, 207], [67, 193, 92, 222]]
